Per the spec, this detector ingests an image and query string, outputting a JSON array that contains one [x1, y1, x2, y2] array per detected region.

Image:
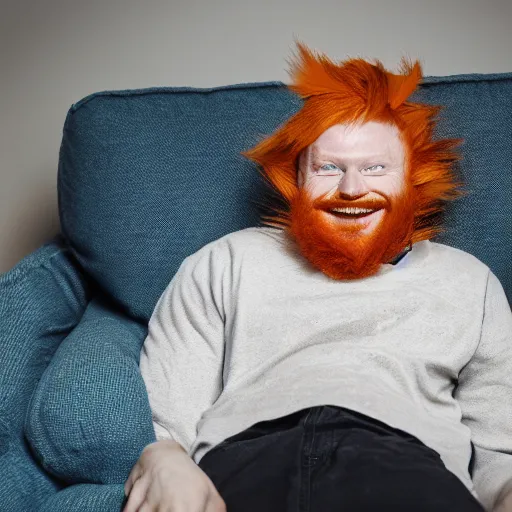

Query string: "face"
[[288, 121, 416, 280], [298, 121, 407, 232]]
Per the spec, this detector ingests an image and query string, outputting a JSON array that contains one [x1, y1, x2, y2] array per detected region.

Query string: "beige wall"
[[1, 0, 511, 273]]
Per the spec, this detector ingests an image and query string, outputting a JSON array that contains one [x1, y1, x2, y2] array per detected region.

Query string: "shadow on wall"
[[1, 177, 61, 274]]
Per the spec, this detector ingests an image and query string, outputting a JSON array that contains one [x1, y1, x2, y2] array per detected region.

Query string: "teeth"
[[331, 207, 376, 215]]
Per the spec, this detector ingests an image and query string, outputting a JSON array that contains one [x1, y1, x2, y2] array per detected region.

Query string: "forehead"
[[310, 121, 404, 158]]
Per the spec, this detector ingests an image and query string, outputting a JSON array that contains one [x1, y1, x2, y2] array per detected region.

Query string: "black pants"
[[198, 405, 484, 511]]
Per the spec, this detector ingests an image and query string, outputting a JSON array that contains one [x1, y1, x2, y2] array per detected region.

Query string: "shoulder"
[[190, 226, 286, 258], [221, 226, 287, 250], [180, 226, 287, 270], [426, 240, 490, 274], [421, 241, 493, 301]]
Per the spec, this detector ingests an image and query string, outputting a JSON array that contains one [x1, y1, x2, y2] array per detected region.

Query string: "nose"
[[337, 169, 370, 199]]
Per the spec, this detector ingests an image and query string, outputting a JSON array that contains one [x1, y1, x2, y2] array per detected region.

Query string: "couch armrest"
[[0, 234, 94, 510], [0, 234, 93, 429], [25, 295, 156, 485], [39, 483, 126, 512]]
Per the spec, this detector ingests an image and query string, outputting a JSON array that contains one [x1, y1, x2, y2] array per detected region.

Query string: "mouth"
[[328, 207, 381, 219], [324, 207, 385, 227]]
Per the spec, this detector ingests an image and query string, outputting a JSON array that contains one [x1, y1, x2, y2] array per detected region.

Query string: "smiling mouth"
[[328, 207, 382, 219]]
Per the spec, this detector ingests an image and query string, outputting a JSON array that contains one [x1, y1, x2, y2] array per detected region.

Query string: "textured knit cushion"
[[39, 483, 125, 512], [0, 235, 91, 509], [58, 77, 512, 323], [58, 83, 301, 322], [25, 295, 155, 484], [2, 442, 62, 511]]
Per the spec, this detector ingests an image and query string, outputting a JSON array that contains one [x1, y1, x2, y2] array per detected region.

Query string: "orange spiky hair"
[[243, 42, 468, 243]]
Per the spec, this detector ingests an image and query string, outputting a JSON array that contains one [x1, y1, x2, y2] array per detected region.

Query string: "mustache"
[[313, 197, 389, 210]]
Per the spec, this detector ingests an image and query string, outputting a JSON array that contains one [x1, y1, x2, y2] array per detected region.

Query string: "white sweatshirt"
[[140, 226, 512, 511]]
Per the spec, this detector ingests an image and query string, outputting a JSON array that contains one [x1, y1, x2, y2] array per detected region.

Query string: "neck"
[[387, 243, 412, 265]]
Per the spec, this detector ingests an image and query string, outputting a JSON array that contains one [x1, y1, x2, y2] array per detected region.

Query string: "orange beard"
[[287, 184, 416, 280]]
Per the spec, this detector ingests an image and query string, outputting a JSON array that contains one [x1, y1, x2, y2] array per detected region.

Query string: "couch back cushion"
[[58, 76, 512, 321]]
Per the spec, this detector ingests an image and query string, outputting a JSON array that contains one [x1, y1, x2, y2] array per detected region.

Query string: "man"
[[123, 44, 512, 512]]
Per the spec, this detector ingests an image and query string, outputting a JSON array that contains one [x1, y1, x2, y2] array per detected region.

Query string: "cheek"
[[303, 176, 340, 198], [374, 175, 406, 197]]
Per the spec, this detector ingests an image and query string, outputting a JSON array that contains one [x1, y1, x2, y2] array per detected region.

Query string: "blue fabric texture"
[[39, 483, 126, 511], [2, 442, 61, 512], [58, 83, 302, 322], [25, 295, 155, 484], [1, 75, 511, 510], [0, 236, 92, 510]]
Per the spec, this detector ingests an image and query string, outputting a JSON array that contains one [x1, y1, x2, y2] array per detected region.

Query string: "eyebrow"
[[312, 152, 389, 161]]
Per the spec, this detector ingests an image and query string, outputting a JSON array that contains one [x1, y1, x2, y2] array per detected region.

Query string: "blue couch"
[[1, 74, 511, 511]]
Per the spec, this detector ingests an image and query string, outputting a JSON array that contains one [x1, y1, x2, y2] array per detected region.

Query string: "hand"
[[123, 439, 226, 512], [494, 487, 512, 512]]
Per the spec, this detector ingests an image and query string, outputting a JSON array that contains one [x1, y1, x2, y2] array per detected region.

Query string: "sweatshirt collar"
[[387, 243, 413, 265]]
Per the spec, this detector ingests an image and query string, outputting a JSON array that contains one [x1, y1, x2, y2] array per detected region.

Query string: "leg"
[[308, 407, 484, 511], [199, 405, 485, 512], [198, 410, 307, 512]]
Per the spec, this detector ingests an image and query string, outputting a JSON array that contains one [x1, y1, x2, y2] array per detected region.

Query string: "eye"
[[317, 163, 343, 174], [363, 164, 385, 173]]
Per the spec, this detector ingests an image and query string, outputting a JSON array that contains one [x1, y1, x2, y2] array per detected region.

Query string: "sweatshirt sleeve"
[[454, 270, 512, 511], [139, 244, 226, 454]]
